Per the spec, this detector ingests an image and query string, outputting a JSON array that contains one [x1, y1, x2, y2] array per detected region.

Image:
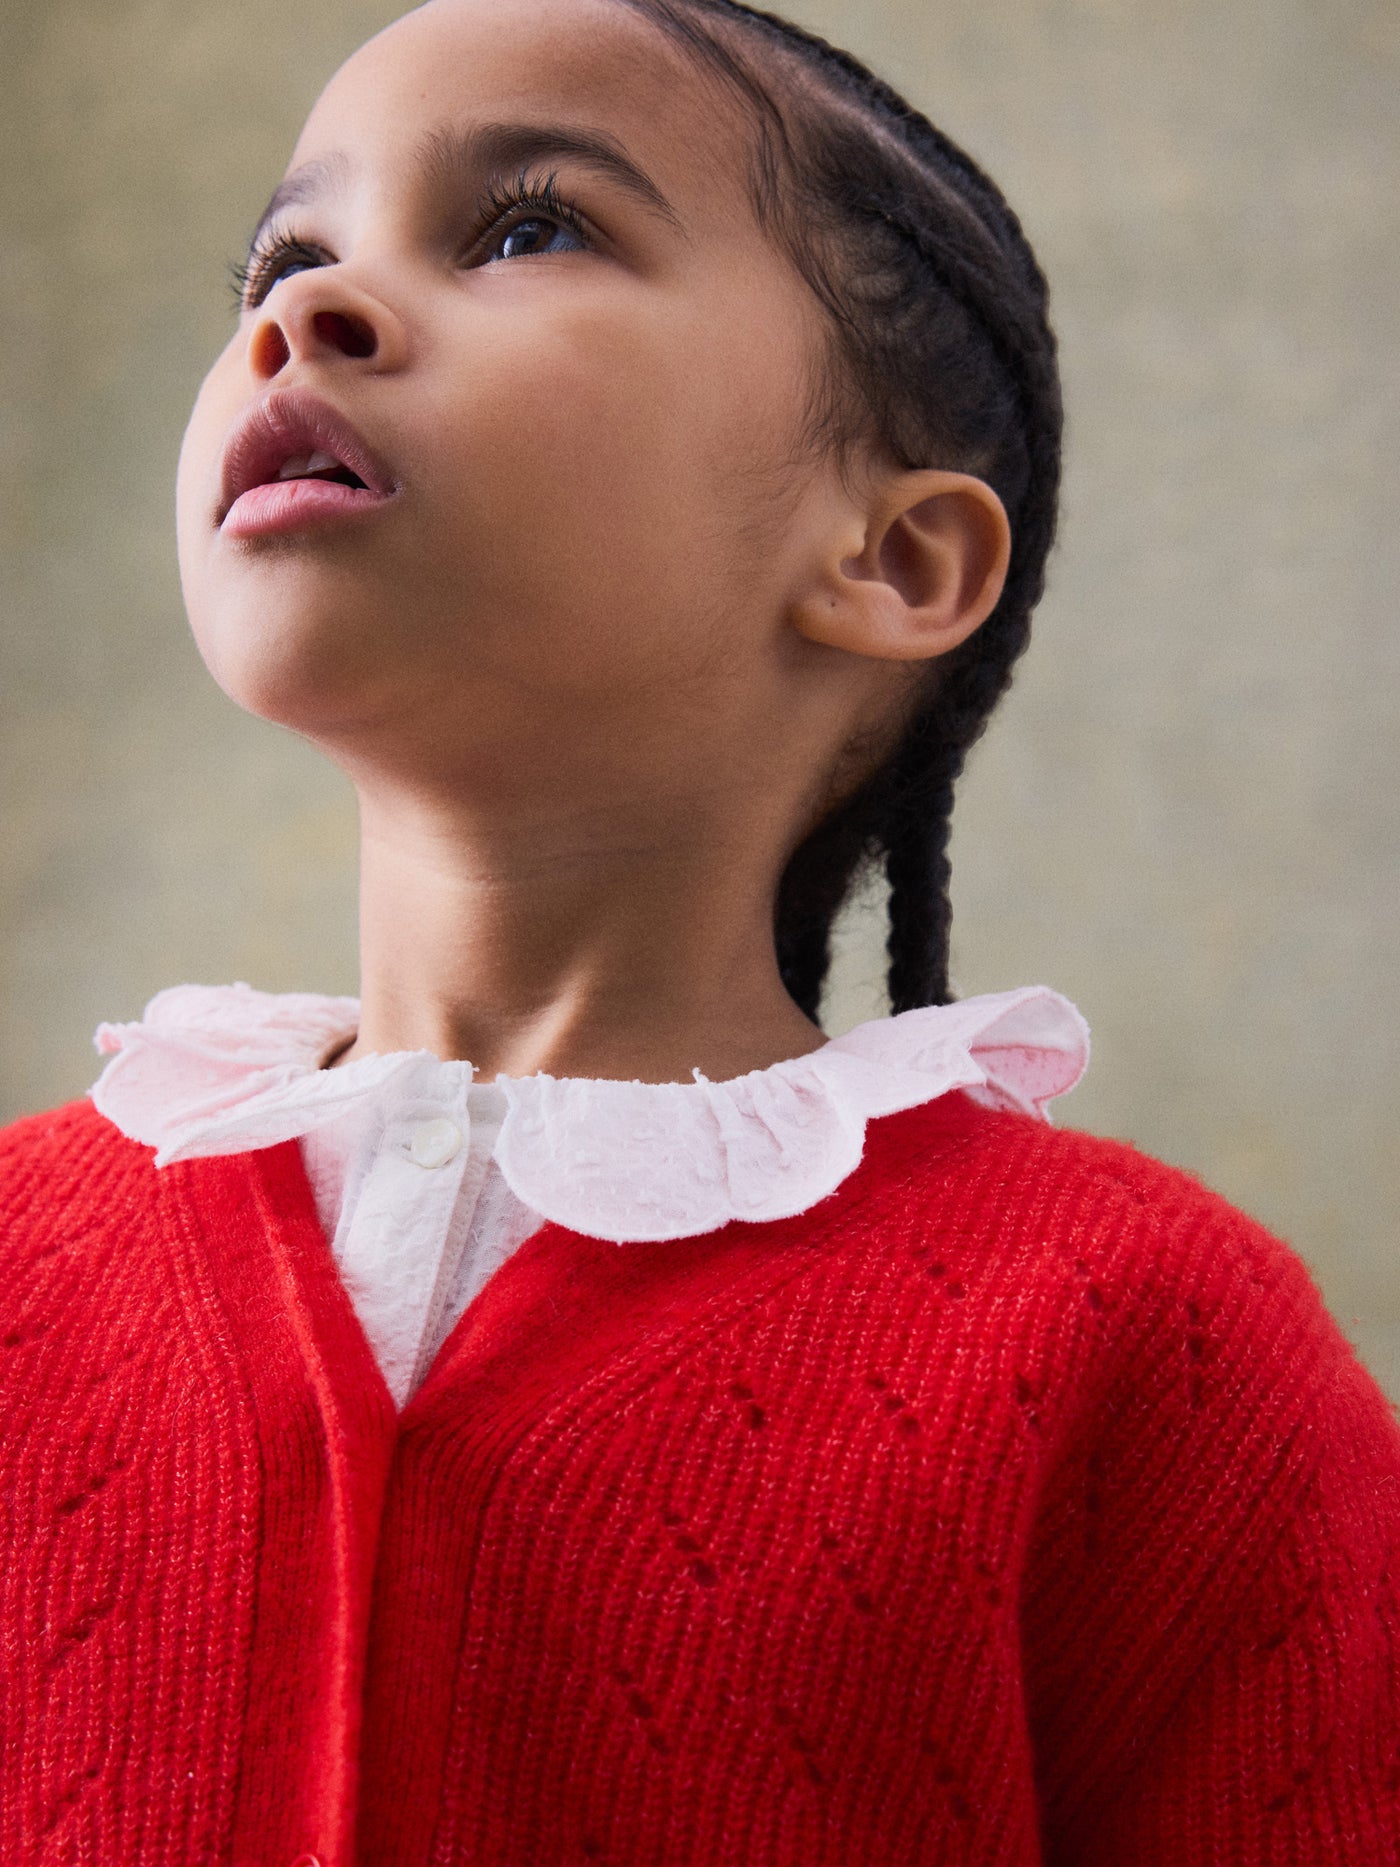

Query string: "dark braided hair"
[[617, 0, 1064, 1017]]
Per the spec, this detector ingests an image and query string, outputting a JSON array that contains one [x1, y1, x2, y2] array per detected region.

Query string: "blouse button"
[[409, 1117, 463, 1169], [289, 1856, 322, 1867]]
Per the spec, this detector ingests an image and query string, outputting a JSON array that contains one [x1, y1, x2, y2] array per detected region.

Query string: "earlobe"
[[793, 470, 1011, 663]]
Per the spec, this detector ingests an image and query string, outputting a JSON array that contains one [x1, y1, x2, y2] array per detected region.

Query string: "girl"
[[3, 0, 1397, 1861]]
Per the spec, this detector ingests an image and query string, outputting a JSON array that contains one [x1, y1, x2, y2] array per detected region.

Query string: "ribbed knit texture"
[[2, 1090, 1398, 1865]]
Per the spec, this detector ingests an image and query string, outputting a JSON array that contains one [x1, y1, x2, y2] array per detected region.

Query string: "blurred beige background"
[[2, 0, 1396, 1398]]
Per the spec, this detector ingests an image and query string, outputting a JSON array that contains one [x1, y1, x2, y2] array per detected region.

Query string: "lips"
[[217, 387, 398, 528]]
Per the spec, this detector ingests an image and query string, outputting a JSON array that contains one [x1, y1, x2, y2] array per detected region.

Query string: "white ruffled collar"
[[90, 981, 1089, 1243]]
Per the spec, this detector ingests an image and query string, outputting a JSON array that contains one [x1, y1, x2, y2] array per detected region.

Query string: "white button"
[[409, 1117, 463, 1169]]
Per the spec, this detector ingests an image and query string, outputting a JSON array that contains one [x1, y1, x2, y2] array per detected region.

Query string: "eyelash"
[[226, 169, 592, 312]]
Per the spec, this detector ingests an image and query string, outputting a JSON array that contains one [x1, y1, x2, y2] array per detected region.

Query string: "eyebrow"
[[247, 120, 682, 248]]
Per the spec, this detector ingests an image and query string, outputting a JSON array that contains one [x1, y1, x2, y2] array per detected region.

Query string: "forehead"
[[294, 0, 755, 221]]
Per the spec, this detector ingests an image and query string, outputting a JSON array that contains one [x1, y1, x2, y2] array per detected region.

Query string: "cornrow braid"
[[618, 0, 1064, 1016]]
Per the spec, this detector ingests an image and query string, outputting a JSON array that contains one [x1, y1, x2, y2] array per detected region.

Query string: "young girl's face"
[[177, 0, 863, 803]]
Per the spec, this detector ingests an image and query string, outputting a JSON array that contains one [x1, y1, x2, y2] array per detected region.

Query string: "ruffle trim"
[[91, 981, 1089, 1242]]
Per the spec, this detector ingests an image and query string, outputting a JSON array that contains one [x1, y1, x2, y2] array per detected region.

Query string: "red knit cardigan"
[[2, 1089, 1398, 1866]]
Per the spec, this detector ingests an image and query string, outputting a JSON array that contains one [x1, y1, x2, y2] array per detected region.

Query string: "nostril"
[[251, 322, 291, 378], [313, 309, 376, 359]]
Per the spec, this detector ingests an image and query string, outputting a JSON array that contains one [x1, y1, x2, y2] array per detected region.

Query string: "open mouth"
[[218, 388, 397, 534], [271, 450, 370, 491]]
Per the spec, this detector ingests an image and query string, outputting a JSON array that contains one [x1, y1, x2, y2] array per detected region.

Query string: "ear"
[[790, 469, 1011, 662]]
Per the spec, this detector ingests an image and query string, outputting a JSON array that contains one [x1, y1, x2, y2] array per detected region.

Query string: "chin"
[[187, 591, 391, 736]]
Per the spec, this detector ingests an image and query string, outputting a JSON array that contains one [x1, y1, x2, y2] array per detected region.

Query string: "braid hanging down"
[[619, 0, 1065, 1018]]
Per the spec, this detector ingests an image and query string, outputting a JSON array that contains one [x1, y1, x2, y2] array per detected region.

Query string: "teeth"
[[275, 449, 342, 481]]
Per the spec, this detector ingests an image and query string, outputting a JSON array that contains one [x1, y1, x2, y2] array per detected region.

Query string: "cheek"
[[422, 298, 809, 670]]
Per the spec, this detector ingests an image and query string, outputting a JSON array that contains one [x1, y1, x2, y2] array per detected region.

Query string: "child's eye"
[[484, 214, 588, 263], [229, 238, 331, 313], [474, 171, 592, 267]]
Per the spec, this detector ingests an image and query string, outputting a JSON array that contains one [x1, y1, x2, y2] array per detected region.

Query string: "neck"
[[335, 781, 826, 1083]]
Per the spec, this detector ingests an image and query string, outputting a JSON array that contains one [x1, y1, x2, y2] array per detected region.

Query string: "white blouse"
[[91, 982, 1089, 1408]]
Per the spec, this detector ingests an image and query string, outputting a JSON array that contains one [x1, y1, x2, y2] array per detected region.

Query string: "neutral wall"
[[3, 0, 1396, 1400]]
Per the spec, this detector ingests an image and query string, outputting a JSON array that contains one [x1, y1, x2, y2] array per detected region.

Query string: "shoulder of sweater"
[[910, 1100, 1400, 1535], [873, 1094, 1358, 1393], [1, 1094, 142, 1163], [879, 1090, 1292, 1262], [0, 1096, 155, 1223]]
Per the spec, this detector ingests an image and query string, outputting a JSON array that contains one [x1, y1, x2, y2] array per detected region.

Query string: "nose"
[[247, 270, 408, 380]]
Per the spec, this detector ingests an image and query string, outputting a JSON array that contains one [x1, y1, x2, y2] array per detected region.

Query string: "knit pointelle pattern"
[[2, 1091, 1398, 1864]]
